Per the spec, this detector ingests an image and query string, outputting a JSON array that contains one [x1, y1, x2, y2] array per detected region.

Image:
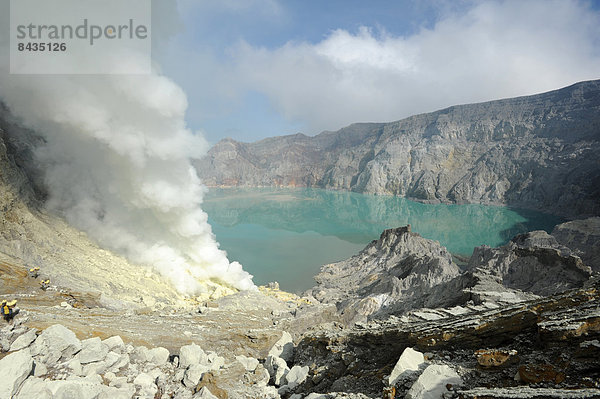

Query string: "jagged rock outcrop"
[[552, 217, 600, 272], [196, 80, 600, 219], [307, 226, 462, 324], [467, 230, 593, 296], [308, 221, 596, 324]]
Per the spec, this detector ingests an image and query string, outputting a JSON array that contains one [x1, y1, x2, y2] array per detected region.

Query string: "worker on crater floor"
[[40, 279, 50, 290], [28, 267, 40, 278], [2, 299, 19, 322]]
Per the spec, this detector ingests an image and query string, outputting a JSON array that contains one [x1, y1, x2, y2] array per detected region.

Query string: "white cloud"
[[230, 0, 600, 133]]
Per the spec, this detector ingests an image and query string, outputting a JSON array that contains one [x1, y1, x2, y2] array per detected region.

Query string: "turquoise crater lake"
[[203, 188, 562, 293]]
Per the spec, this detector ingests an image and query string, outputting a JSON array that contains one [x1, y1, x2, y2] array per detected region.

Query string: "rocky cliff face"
[[196, 80, 600, 219], [307, 220, 596, 325]]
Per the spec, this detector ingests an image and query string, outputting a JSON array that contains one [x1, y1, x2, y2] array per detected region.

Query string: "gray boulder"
[[179, 343, 207, 368], [30, 324, 81, 362], [388, 347, 425, 386], [265, 355, 290, 386], [285, 365, 309, 389], [79, 337, 109, 364], [268, 331, 294, 363], [236, 355, 259, 371], [9, 329, 37, 352], [130, 345, 151, 363], [0, 349, 34, 399], [102, 335, 125, 352], [148, 347, 170, 365], [15, 377, 51, 399], [405, 364, 462, 399]]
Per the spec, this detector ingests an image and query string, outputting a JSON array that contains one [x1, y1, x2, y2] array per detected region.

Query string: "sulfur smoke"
[[0, 7, 254, 296]]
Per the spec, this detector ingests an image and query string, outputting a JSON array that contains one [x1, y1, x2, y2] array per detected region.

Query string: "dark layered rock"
[[196, 80, 600, 219], [294, 278, 600, 397]]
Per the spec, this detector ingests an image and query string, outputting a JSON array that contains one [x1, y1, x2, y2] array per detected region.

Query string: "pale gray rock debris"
[[236, 355, 260, 371], [388, 347, 425, 386], [9, 329, 37, 352], [265, 355, 290, 386], [79, 336, 109, 364], [285, 365, 310, 389], [179, 343, 207, 368], [183, 364, 209, 388], [15, 377, 51, 399], [206, 352, 225, 369], [102, 335, 125, 352], [133, 372, 158, 398], [148, 347, 170, 365], [0, 349, 34, 399], [131, 345, 152, 363], [267, 331, 294, 362], [30, 324, 82, 360], [405, 364, 462, 399], [193, 386, 219, 399]]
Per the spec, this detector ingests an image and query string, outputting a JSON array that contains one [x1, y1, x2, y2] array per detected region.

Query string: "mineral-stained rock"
[[517, 364, 566, 384], [294, 277, 600, 396], [194, 387, 219, 399], [195, 372, 228, 399], [458, 387, 600, 398], [475, 349, 518, 368]]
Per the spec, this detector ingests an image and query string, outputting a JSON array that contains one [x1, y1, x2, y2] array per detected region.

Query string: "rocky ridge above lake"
[[196, 80, 600, 219]]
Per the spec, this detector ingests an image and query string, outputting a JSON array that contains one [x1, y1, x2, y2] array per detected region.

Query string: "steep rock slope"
[[196, 80, 600, 218]]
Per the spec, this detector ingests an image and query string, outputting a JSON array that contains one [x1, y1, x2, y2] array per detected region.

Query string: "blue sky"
[[157, 0, 600, 145]]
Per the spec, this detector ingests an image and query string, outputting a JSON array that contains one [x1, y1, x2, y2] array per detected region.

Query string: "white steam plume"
[[0, 11, 254, 296]]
